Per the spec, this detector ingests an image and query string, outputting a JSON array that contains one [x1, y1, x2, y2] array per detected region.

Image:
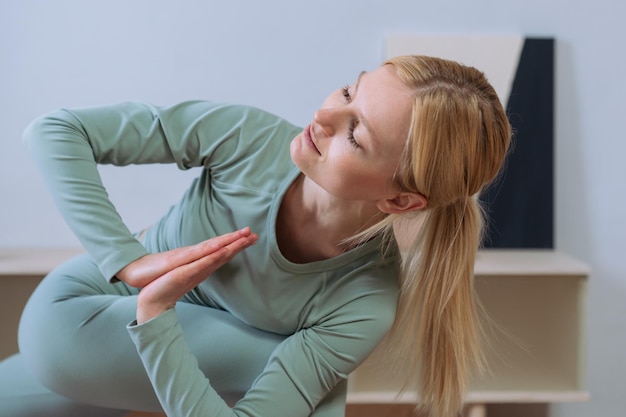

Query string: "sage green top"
[[24, 101, 400, 417]]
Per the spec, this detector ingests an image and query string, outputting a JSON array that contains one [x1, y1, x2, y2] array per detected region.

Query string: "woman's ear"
[[376, 192, 427, 214]]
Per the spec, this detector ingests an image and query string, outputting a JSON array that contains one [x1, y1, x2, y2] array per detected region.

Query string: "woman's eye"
[[348, 120, 360, 149], [342, 85, 352, 102], [348, 133, 359, 149], [342, 86, 359, 148]]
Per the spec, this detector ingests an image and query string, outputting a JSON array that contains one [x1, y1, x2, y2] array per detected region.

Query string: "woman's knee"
[[20, 254, 105, 350], [16, 254, 141, 398]]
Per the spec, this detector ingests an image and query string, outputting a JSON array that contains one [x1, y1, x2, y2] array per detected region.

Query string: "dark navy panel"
[[482, 38, 554, 248]]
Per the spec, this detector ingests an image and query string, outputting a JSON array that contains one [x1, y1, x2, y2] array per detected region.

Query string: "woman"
[[0, 55, 510, 417]]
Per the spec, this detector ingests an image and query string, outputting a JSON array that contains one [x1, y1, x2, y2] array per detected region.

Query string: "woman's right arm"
[[23, 101, 287, 282]]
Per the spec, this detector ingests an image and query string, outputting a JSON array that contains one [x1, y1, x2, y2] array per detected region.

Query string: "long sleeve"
[[22, 101, 299, 280], [127, 276, 398, 417]]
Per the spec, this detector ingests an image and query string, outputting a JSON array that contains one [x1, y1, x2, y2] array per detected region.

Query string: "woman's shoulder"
[[163, 100, 302, 135]]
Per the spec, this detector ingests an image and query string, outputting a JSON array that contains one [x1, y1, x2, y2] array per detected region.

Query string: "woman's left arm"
[[23, 101, 298, 282]]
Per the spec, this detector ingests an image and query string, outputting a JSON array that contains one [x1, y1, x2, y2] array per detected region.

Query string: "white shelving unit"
[[347, 249, 590, 416]]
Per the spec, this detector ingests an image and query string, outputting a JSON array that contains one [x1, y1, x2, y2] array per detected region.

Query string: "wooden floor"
[[125, 406, 424, 417], [347, 404, 427, 417], [125, 405, 425, 417], [125, 403, 549, 417]]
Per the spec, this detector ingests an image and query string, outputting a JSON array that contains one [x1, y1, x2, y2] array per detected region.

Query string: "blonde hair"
[[354, 55, 511, 417]]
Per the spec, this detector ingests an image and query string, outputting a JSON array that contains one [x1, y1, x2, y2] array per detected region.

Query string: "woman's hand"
[[125, 228, 258, 324]]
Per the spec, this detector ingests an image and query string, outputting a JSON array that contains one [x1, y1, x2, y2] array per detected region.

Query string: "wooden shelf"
[[0, 247, 83, 276], [474, 249, 590, 276]]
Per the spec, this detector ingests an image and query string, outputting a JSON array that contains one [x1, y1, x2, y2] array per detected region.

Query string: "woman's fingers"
[[118, 228, 254, 287], [167, 227, 254, 267], [174, 231, 257, 285], [186, 231, 257, 277]]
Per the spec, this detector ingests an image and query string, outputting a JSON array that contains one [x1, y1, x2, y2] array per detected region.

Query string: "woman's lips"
[[304, 125, 321, 155]]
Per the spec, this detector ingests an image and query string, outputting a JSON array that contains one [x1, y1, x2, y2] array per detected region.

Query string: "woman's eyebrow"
[[353, 71, 367, 94]]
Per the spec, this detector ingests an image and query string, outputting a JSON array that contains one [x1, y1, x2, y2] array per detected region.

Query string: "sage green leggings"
[[0, 254, 347, 416]]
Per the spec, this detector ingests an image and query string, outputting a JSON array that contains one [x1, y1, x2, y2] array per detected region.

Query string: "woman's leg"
[[0, 353, 128, 417], [16, 253, 159, 412], [14, 253, 287, 412], [12, 253, 347, 416]]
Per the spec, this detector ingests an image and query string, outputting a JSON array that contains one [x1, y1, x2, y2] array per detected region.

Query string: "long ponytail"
[[391, 196, 485, 417]]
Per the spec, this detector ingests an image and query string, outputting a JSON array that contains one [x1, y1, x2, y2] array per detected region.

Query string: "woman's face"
[[290, 65, 414, 202]]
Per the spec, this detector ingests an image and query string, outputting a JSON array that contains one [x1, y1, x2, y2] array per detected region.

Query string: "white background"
[[1, 1, 624, 416]]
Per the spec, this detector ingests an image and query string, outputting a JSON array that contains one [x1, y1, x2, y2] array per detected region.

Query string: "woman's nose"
[[314, 108, 343, 137]]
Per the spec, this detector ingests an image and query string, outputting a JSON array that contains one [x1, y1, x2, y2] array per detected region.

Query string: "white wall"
[[1, 0, 624, 416]]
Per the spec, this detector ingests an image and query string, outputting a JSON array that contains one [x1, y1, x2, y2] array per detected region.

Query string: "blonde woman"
[[0, 55, 510, 417]]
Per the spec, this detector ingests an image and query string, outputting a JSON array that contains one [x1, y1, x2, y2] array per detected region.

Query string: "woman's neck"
[[276, 174, 384, 264]]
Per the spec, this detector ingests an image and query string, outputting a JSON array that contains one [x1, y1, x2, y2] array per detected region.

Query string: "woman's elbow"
[[22, 110, 82, 154]]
